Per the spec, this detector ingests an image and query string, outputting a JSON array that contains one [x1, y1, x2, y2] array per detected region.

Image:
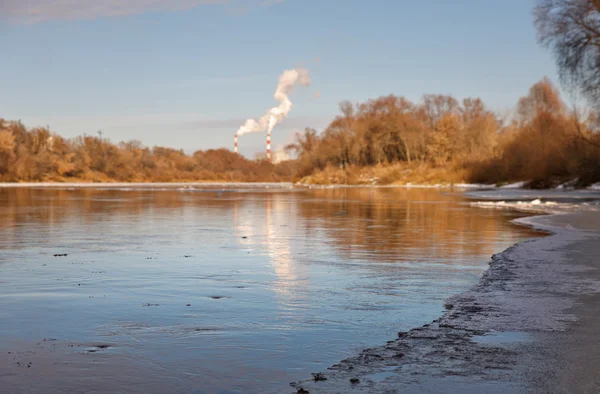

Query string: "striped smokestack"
[[234, 134, 239, 154], [266, 130, 271, 161]]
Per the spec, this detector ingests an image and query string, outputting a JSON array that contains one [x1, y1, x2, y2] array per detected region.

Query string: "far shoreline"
[[2, 181, 598, 191], [0, 180, 555, 190], [0, 181, 294, 188]]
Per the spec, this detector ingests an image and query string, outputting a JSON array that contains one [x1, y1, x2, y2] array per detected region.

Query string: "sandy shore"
[[292, 211, 600, 393]]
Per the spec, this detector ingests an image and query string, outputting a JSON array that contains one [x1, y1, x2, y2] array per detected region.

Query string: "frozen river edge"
[[292, 209, 600, 393]]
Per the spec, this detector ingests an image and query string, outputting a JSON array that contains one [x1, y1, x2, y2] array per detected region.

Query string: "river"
[[0, 185, 541, 393]]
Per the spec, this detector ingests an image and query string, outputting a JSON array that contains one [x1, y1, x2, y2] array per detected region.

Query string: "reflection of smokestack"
[[234, 134, 238, 154], [266, 130, 271, 161]]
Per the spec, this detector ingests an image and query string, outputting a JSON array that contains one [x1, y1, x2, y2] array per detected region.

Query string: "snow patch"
[[555, 179, 578, 190], [470, 199, 594, 215], [501, 181, 528, 189]]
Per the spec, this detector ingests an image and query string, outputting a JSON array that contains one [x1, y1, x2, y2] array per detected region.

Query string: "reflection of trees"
[[0, 188, 536, 265], [296, 188, 535, 263], [0, 188, 249, 250]]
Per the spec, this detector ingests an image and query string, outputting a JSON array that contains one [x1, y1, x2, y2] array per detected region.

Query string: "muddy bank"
[[292, 212, 600, 393]]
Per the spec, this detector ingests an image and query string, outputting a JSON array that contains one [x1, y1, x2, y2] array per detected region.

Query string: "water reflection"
[[264, 195, 309, 304], [295, 188, 528, 264], [0, 187, 534, 261], [0, 186, 541, 393]]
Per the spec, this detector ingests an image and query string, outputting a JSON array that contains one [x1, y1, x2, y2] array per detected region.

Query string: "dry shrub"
[[0, 119, 296, 183], [3, 77, 599, 187]]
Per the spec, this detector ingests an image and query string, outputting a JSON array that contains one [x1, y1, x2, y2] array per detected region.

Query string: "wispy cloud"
[[22, 113, 329, 134], [0, 0, 284, 23], [183, 114, 332, 132]]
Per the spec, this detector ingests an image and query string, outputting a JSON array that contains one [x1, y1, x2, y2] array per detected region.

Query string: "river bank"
[[292, 205, 600, 393], [0, 181, 293, 189]]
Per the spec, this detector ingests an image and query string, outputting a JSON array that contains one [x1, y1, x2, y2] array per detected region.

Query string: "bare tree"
[[573, 105, 600, 148], [535, 0, 600, 107], [421, 95, 460, 129]]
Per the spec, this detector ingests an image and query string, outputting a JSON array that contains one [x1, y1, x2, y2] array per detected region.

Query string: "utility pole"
[[97, 130, 103, 140]]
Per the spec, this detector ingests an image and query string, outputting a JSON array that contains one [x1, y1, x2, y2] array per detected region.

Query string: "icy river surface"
[[0, 186, 541, 393]]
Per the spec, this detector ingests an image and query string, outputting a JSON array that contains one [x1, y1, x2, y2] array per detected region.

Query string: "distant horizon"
[[4, 75, 568, 159], [1, 0, 561, 157]]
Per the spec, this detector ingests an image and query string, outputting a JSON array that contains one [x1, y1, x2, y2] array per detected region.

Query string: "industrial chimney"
[[266, 130, 271, 161], [234, 134, 238, 154]]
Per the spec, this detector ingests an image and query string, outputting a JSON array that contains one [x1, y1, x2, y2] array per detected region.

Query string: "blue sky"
[[0, 0, 558, 157]]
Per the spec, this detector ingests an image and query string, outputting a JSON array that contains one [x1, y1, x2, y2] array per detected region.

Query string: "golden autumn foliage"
[[292, 79, 600, 187], [2, 79, 598, 187], [0, 121, 294, 183]]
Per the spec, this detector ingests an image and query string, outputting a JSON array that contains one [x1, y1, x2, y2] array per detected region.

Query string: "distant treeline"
[[1, 79, 599, 186], [288, 78, 600, 187], [0, 120, 294, 182]]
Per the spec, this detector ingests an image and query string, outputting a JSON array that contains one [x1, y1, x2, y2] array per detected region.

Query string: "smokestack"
[[234, 134, 238, 154], [266, 130, 271, 161]]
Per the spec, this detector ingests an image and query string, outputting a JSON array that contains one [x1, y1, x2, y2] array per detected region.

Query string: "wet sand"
[[293, 211, 600, 393], [523, 226, 600, 394]]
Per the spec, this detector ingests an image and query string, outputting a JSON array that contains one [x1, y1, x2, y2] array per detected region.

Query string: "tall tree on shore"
[[535, 0, 600, 107]]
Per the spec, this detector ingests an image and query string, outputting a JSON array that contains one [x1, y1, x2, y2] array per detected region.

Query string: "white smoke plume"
[[237, 68, 311, 136]]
